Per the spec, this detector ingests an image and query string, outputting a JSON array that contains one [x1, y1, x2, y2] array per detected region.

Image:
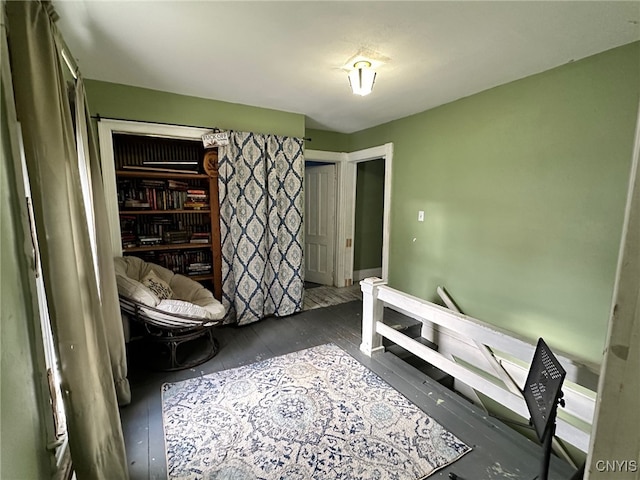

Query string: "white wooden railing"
[[360, 277, 597, 455]]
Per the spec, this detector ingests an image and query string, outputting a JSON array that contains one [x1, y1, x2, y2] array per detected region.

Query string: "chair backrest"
[[114, 255, 175, 284]]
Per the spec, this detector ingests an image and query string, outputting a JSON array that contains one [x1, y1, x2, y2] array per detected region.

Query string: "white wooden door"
[[305, 164, 336, 285]]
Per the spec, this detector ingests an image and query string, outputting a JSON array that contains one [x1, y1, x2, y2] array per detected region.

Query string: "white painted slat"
[[436, 285, 585, 467], [376, 285, 599, 380], [376, 321, 591, 452], [437, 286, 523, 396], [499, 357, 595, 426]]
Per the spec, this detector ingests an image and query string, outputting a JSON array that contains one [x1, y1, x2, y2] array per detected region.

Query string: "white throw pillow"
[[141, 269, 174, 300], [115, 274, 159, 307]]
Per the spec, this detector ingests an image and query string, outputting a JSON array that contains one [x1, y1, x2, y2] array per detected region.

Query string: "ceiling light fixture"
[[348, 60, 376, 96]]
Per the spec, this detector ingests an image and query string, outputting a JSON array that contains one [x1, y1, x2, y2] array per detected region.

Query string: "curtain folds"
[[6, 1, 129, 478], [219, 132, 305, 325], [74, 80, 131, 405]]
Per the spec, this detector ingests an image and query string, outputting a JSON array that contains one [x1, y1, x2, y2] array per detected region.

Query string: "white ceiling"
[[54, 1, 640, 134]]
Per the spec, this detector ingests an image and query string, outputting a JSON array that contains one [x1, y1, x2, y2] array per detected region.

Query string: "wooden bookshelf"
[[112, 133, 222, 300]]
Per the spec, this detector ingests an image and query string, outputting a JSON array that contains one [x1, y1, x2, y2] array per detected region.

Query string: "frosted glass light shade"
[[348, 66, 376, 96]]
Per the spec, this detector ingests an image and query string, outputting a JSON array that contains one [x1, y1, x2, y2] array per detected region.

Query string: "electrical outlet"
[[418, 210, 425, 222]]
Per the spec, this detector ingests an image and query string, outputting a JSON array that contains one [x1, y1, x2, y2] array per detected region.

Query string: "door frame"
[[97, 118, 212, 256], [305, 143, 393, 287]]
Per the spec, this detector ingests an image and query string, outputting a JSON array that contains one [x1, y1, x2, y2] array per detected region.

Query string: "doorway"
[[353, 158, 385, 281], [305, 143, 393, 288]]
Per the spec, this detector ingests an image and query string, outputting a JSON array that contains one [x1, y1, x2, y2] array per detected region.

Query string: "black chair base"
[[140, 324, 220, 371], [119, 295, 223, 371]]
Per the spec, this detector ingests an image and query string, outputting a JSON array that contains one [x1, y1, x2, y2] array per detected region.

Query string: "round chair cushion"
[[114, 256, 225, 321]]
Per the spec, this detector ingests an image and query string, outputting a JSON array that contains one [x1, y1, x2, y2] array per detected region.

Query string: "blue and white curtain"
[[218, 132, 304, 325]]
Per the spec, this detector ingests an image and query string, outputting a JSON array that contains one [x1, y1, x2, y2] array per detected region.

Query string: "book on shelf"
[[188, 262, 212, 268], [121, 232, 137, 249], [138, 236, 163, 246], [167, 179, 189, 190], [140, 179, 166, 187], [151, 216, 172, 224], [163, 231, 189, 244], [190, 232, 211, 243], [124, 199, 150, 209], [183, 201, 208, 210], [187, 262, 212, 275]]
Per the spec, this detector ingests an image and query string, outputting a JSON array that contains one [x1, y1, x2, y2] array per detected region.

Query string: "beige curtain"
[[6, 1, 129, 478], [75, 79, 131, 405]]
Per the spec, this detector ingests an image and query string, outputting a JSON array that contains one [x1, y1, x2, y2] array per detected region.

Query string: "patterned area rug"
[[303, 284, 362, 310], [162, 344, 471, 479]]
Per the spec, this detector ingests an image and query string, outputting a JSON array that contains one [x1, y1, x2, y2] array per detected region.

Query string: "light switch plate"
[[418, 210, 425, 222]]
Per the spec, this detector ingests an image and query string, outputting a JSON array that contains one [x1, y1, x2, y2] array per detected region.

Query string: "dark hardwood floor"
[[120, 300, 577, 480]]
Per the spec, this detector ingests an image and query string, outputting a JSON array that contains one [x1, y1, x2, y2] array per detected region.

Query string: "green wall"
[[349, 42, 640, 365], [85, 42, 640, 367], [354, 159, 385, 271], [305, 128, 349, 152], [85, 80, 305, 138], [1, 76, 51, 479]]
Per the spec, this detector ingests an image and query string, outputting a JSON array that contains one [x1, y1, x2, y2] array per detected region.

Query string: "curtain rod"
[[90, 114, 312, 141]]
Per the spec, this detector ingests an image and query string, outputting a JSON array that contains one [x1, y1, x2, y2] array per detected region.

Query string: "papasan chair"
[[114, 255, 225, 371]]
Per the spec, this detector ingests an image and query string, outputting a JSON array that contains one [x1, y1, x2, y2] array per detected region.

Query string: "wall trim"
[[304, 149, 346, 164], [305, 149, 347, 286], [347, 143, 393, 284]]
